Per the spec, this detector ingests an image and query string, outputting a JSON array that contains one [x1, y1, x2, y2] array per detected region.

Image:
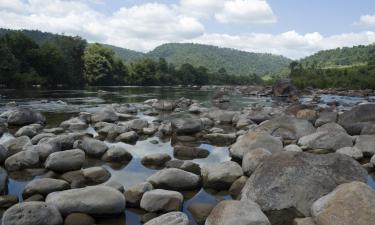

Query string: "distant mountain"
[[0, 28, 291, 76], [299, 44, 375, 69]]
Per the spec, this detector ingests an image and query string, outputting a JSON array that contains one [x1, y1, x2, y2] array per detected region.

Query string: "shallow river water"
[[0, 86, 374, 225]]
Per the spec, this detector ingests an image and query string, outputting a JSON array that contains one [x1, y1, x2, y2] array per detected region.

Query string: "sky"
[[0, 0, 374, 59]]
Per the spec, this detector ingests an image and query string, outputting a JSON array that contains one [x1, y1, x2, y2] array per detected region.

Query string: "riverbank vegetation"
[[0, 30, 262, 88]]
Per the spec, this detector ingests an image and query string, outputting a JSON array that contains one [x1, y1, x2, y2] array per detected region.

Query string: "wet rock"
[[101, 145, 132, 163], [45, 149, 85, 172], [233, 114, 254, 129], [0, 144, 7, 164], [202, 161, 243, 190], [2, 202, 63, 225], [0, 195, 18, 208], [141, 153, 171, 168], [188, 203, 214, 225], [173, 145, 209, 159], [205, 200, 270, 225], [7, 108, 46, 126], [172, 118, 203, 135], [338, 104, 375, 135], [60, 170, 87, 188], [125, 182, 154, 207], [91, 107, 119, 123], [229, 176, 248, 199], [23, 178, 70, 198], [354, 135, 375, 156], [60, 117, 88, 131], [143, 127, 158, 135], [207, 110, 238, 124], [126, 119, 149, 132], [284, 144, 302, 152], [82, 167, 111, 184], [43, 134, 79, 151], [15, 124, 43, 138], [0, 167, 8, 194], [272, 78, 297, 97], [242, 148, 272, 176], [204, 133, 237, 145], [315, 112, 338, 127], [165, 160, 201, 175], [298, 131, 353, 151], [140, 189, 183, 212], [158, 122, 172, 137], [75, 137, 108, 157], [5, 151, 39, 172], [115, 131, 138, 143], [152, 100, 176, 111], [3, 136, 32, 157], [241, 152, 367, 216], [144, 212, 189, 225], [336, 147, 363, 160], [64, 213, 96, 225], [256, 116, 315, 140], [311, 182, 375, 225], [147, 168, 200, 191], [31, 133, 55, 145], [24, 143, 59, 162], [46, 186, 125, 216], [230, 131, 283, 160]]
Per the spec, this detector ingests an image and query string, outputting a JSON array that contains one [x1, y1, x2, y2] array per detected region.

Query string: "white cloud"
[[355, 14, 375, 27], [179, 0, 225, 18], [215, 0, 277, 24], [191, 31, 375, 59]]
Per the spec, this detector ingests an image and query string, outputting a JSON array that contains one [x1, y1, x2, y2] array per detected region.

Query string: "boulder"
[[24, 143, 59, 161], [0, 167, 8, 194], [173, 145, 209, 159], [204, 133, 237, 145], [75, 137, 108, 157], [165, 160, 201, 175], [202, 161, 243, 190], [82, 167, 111, 184], [7, 108, 46, 126], [296, 109, 317, 122], [15, 124, 43, 138], [31, 133, 55, 145], [229, 176, 248, 199], [45, 149, 85, 172], [23, 178, 69, 198], [152, 100, 176, 111], [205, 200, 270, 225], [188, 203, 214, 225], [311, 182, 375, 225], [2, 202, 63, 225], [101, 145, 132, 162], [361, 123, 375, 134], [64, 213, 96, 225], [242, 148, 272, 176], [0, 195, 18, 208], [315, 111, 338, 127], [272, 78, 297, 97], [294, 218, 316, 225], [256, 116, 315, 140], [241, 152, 367, 216], [91, 107, 119, 123], [115, 131, 138, 143], [125, 182, 154, 207], [45, 186, 125, 216], [60, 118, 88, 131], [338, 104, 375, 135], [5, 151, 39, 172], [144, 212, 189, 225], [354, 135, 375, 156], [127, 119, 149, 132], [140, 189, 183, 212], [172, 118, 203, 135], [298, 131, 353, 151], [336, 147, 363, 160], [0, 144, 7, 164], [141, 153, 171, 168], [284, 144, 302, 152], [230, 131, 282, 160], [147, 168, 200, 191], [207, 110, 238, 124], [3, 136, 32, 157]]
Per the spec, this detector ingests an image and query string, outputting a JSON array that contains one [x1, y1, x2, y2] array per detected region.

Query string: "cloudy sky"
[[0, 0, 375, 59]]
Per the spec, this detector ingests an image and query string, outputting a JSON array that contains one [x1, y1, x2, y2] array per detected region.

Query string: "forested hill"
[[146, 43, 291, 76], [0, 29, 291, 76], [299, 44, 375, 69]]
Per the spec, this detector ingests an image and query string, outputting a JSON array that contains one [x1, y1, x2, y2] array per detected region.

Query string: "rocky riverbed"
[[0, 85, 374, 225]]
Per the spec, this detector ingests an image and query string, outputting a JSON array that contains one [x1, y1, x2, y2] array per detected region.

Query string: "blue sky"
[[0, 0, 374, 58]]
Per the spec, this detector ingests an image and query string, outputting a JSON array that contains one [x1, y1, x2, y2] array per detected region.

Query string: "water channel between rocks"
[[0, 86, 374, 225]]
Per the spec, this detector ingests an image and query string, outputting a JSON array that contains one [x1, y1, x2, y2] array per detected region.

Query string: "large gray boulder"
[[315, 111, 338, 127], [338, 104, 375, 135], [2, 202, 63, 225], [101, 145, 133, 163], [230, 131, 282, 160], [75, 137, 108, 157], [7, 108, 46, 126], [173, 145, 209, 159], [202, 161, 243, 190], [298, 131, 353, 151], [242, 148, 272, 176], [241, 152, 367, 216], [24, 143, 59, 162], [14, 124, 43, 138], [206, 110, 238, 124], [256, 116, 316, 140], [205, 200, 270, 225], [140, 189, 183, 212], [311, 182, 375, 225], [60, 117, 88, 131], [172, 118, 203, 135], [5, 151, 39, 172], [23, 178, 69, 198], [165, 160, 201, 175], [147, 168, 200, 191], [45, 149, 85, 172], [144, 212, 189, 225], [354, 135, 375, 156], [126, 119, 149, 132], [45, 186, 125, 216], [125, 182, 154, 207], [3, 136, 32, 157], [152, 100, 176, 111], [91, 107, 119, 123]]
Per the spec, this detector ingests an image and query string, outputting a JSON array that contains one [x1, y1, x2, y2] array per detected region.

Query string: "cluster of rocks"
[[0, 95, 374, 225]]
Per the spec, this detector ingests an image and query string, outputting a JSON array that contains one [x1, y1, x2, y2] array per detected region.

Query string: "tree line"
[[0, 31, 262, 88]]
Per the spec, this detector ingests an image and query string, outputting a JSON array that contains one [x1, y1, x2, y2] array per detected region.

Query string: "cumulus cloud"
[[355, 14, 375, 27]]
